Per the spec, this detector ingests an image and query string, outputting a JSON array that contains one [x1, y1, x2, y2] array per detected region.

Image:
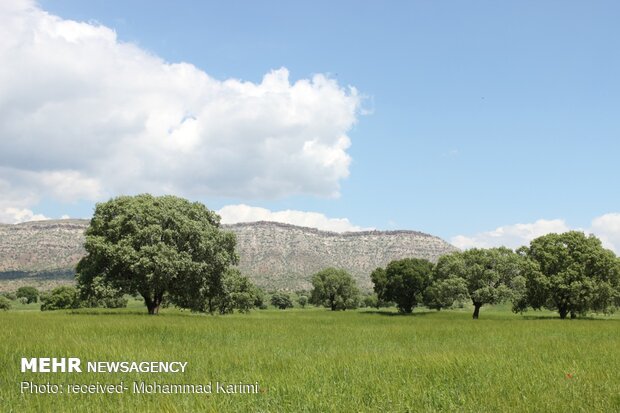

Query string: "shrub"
[[254, 290, 268, 310], [363, 294, 377, 308], [0, 296, 11, 311], [271, 292, 294, 309], [1, 291, 17, 301], [16, 286, 39, 304], [298, 295, 308, 308], [41, 286, 79, 311], [210, 269, 262, 314]]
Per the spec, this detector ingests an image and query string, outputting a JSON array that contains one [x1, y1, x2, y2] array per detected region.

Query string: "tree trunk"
[[144, 294, 162, 315], [147, 302, 160, 315], [570, 311, 577, 319], [559, 307, 568, 319], [472, 303, 482, 319]]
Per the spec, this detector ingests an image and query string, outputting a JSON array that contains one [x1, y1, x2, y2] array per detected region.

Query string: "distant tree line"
[[3, 195, 617, 319], [0, 284, 128, 311], [371, 231, 620, 319]]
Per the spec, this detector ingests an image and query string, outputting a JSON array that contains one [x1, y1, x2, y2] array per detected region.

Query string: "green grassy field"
[[1, 306, 619, 412]]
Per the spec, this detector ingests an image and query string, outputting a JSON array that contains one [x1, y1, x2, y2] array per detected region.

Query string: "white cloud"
[[591, 213, 620, 253], [217, 204, 372, 233], [0, 1, 361, 222], [0, 176, 49, 223], [0, 207, 49, 224], [452, 215, 620, 254], [37, 170, 104, 202], [451, 219, 571, 250]]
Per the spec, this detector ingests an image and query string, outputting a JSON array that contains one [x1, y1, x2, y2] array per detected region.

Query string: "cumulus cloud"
[[0, 208, 49, 224], [0, 176, 50, 223], [591, 213, 620, 253], [451, 219, 570, 250], [452, 215, 620, 254], [217, 204, 372, 233], [0, 1, 361, 222]]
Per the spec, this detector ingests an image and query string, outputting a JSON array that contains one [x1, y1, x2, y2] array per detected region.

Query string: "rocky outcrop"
[[0, 219, 458, 291], [0, 220, 88, 272], [229, 221, 458, 290]]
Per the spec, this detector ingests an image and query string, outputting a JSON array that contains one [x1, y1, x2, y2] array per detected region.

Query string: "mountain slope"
[[229, 221, 458, 290], [0, 219, 458, 291]]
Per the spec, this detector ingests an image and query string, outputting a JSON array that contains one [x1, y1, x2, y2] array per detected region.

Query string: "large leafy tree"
[[372, 258, 433, 314], [432, 248, 524, 319], [76, 194, 237, 314], [310, 268, 359, 311], [423, 277, 469, 311], [78, 276, 128, 309], [518, 231, 620, 319]]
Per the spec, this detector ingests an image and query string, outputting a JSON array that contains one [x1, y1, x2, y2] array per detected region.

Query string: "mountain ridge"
[[0, 219, 458, 291]]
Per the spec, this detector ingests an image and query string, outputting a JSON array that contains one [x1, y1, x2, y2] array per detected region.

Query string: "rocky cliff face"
[[229, 221, 458, 290], [0, 219, 458, 291], [0, 220, 88, 273]]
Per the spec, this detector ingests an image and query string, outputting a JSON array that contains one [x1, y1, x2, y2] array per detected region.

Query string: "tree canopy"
[[372, 258, 433, 314], [16, 286, 39, 304], [0, 296, 11, 311], [270, 292, 294, 310], [76, 194, 238, 314], [40, 286, 79, 311], [310, 268, 359, 311], [214, 268, 262, 314], [517, 231, 620, 319], [431, 248, 524, 319]]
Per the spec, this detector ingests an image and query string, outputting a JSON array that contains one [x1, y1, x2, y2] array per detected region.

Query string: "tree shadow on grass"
[[66, 309, 199, 317], [360, 310, 434, 317], [67, 309, 148, 316], [519, 314, 620, 322]]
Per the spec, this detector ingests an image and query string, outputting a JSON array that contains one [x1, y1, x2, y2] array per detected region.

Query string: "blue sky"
[[2, 1, 619, 251]]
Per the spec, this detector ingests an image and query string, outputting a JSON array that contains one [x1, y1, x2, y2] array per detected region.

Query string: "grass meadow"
[[1, 304, 619, 412]]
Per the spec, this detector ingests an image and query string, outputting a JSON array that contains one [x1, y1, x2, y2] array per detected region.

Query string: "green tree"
[[298, 295, 308, 308], [0, 296, 11, 311], [76, 194, 237, 315], [362, 293, 378, 308], [423, 277, 469, 310], [433, 247, 524, 319], [372, 259, 433, 314], [254, 289, 267, 309], [41, 286, 79, 311], [370, 267, 388, 305], [518, 231, 620, 319], [361, 293, 393, 309], [270, 292, 294, 309], [1, 291, 17, 301], [78, 276, 128, 308], [215, 268, 262, 314], [16, 286, 39, 304], [310, 268, 359, 311]]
